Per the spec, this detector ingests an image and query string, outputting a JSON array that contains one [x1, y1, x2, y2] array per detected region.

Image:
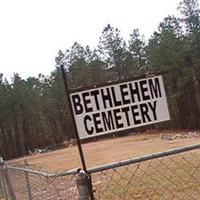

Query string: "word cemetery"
[[70, 75, 170, 139]]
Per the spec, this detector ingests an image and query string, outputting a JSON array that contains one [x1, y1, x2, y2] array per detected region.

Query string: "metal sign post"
[[60, 65, 87, 171], [60, 65, 94, 200]]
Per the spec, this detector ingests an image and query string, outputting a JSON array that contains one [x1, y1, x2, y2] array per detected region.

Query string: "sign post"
[[60, 65, 87, 171], [61, 65, 95, 200]]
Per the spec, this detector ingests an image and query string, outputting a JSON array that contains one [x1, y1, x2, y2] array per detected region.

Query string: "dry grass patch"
[[9, 130, 200, 171]]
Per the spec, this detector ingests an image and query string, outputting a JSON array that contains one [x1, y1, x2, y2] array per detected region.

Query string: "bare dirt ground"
[[10, 130, 200, 171]]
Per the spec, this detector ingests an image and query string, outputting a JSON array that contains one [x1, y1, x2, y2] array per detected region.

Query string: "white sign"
[[70, 75, 170, 139]]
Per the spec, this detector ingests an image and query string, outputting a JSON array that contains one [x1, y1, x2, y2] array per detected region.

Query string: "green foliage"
[[129, 29, 147, 70], [98, 24, 128, 79]]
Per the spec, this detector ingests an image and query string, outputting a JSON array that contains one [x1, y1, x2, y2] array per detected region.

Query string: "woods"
[[0, 0, 200, 159]]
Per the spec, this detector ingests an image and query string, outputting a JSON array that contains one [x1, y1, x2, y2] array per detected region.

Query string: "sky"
[[0, 0, 181, 80]]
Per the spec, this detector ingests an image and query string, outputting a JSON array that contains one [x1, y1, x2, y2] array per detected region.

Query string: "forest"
[[0, 0, 200, 159]]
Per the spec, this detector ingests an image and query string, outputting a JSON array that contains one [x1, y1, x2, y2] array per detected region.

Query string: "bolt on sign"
[[70, 75, 170, 139]]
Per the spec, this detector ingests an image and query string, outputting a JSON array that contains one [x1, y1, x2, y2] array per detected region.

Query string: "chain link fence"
[[1, 143, 200, 199], [90, 145, 200, 200], [0, 164, 79, 200]]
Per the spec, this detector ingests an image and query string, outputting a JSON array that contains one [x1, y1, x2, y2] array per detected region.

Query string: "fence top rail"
[[5, 143, 200, 176], [86, 143, 200, 173], [5, 165, 78, 177]]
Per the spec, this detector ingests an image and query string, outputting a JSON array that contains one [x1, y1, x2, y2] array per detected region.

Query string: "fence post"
[[76, 170, 94, 200], [4, 166, 16, 200], [0, 157, 9, 200], [24, 160, 33, 200]]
